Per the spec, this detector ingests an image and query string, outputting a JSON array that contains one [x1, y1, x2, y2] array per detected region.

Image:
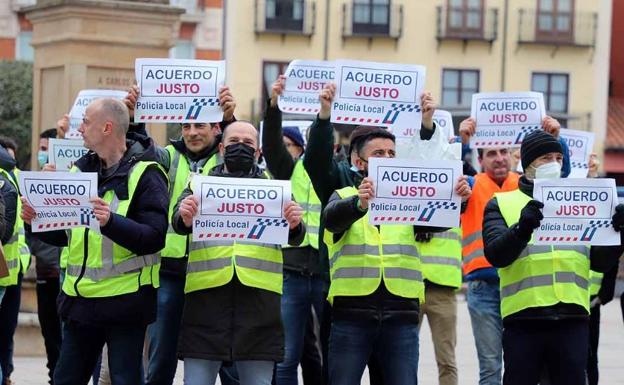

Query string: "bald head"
[[90, 98, 130, 137], [222, 121, 259, 149]]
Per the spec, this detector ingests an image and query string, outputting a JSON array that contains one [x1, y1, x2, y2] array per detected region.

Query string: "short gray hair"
[[96, 98, 130, 136]]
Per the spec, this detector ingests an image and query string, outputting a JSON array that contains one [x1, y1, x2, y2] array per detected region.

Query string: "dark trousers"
[[0, 273, 22, 381], [53, 320, 147, 385], [37, 277, 62, 384], [502, 319, 589, 385], [300, 308, 323, 385], [587, 304, 601, 385]]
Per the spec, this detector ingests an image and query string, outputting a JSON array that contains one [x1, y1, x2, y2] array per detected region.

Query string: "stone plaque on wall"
[[87, 67, 136, 91]]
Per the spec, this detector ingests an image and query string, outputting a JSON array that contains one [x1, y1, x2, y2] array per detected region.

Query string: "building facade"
[[223, 0, 611, 156]]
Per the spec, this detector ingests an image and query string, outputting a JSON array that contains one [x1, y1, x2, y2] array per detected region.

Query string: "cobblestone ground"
[[12, 296, 624, 385]]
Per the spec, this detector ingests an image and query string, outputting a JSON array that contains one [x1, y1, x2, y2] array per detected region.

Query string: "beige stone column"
[[25, 0, 183, 168]]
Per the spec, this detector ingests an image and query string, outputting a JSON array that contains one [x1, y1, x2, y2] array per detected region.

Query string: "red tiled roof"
[[607, 98, 624, 149]]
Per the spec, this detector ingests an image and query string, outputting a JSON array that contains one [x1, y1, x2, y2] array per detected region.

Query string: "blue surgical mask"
[[37, 151, 48, 169]]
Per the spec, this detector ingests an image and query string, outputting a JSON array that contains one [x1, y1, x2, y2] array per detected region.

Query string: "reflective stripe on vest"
[[495, 189, 591, 318], [0, 169, 21, 287], [589, 271, 603, 296], [63, 161, 165, 297], [324, 186, 424, 303], [161, 146, 219, 258], [461, 173, 519, 276], [417, 227, 462, 288], [286, 161, 321, 250]]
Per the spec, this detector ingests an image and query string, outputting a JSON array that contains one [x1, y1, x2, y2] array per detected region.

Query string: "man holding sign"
[[482, 130, 624, 385], [172, 121, 305, 385], [21, 98, 169, 385], [125, 80, 237, 385], [322, 126, 470, 385]]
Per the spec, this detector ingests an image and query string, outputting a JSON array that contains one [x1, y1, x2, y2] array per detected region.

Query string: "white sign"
[[135, 58, 225, 123], [279, 60, 335, 115], [191, 176, 292, 244], [68, 89, 127, 139], [470, 92, 546, 148], [534, 178, 620, 245], [393, 109, 455, 142], [18, 172, 99, 233], [367, 158, 463, 227], [332, 60, 426, 129], [559, 129, 595, 178], [48, 139, 89, 171]]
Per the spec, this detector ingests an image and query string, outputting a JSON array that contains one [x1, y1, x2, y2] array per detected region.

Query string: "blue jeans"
[[466, 280, 503, 385], [54, 320, 146, 385], [276, 271, 326, 385], [146, 271, 186, 385], [328, 319, 419, 385], [183, 359, 273, 385]]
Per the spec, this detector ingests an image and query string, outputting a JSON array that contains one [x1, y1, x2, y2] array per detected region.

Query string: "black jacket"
[[173, 163, 305, 361], [262, 103, 322, 275], [324, 190, 447, 324], [0, 146, 17, 246], [33, 132, 169, 326], [483, 176, 623, 323]]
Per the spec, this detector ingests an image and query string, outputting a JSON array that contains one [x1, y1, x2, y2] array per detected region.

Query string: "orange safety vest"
[[461, 172, 519, 276]]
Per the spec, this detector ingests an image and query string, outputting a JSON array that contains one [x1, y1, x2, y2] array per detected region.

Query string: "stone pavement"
[[12, 296, 624, 384]]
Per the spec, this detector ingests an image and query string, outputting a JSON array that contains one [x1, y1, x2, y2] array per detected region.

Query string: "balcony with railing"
[[170, 0, 204, 23], [436, 5, 498, 44], [342, 1, 402, 40], [517, 8, 597, 48], [254, 0, 316, 37]]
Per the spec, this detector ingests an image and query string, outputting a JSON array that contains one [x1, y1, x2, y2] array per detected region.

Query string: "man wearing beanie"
[[482, 130, 624, 385]]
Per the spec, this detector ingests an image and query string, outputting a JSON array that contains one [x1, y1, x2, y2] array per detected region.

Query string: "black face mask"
[[224, 142, 256, 174]]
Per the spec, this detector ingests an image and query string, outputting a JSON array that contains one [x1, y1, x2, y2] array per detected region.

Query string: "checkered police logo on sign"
[[185, 98, 219, 120], [418, 201, 458, 222], [247, 218, 289, 240], [80, 208, 96, 227], [382, 103, 421, 125], [580, 220, 611, 242], [514, 126, 540, 144]]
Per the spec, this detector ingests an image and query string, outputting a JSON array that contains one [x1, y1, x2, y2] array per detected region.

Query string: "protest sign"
[[68, 89, 127, 139], [470, 92, 545, 148], [135, 58, 225, 123], [332, 60, 425, 129], [367, 158, 462, 227], [48, 139, 89, 171], [18, 172, 99, 233], [559, 129, 595, 178], [279, 60, 335, 115], [191, 176, 292, 244], [393, 109, 455, 142], [533, 178, 620, 245]]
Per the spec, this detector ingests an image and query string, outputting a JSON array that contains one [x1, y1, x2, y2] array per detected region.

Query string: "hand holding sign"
[[271, 75, 287, 107], [459, 118, 476, 145], [124, 85, 139, 119], [542, 116, 561, 138], [284, 201, 303, 230], [358, 177, 375, 210], [90, 197, 111, 226], [319, 83, 336, 120], [56, 114, 70, 139], [20, 197, 36, 225], [454, 176, 472, 201], [219, 86, 236, 122], [612, 204, 624, 232], [518, 200, 544, 237], [180, 195, 199, 228], [421, 92, 436, 130]]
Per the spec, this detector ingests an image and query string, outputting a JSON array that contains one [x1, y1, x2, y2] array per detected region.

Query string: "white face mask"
[[535, 161, 561, 179]]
